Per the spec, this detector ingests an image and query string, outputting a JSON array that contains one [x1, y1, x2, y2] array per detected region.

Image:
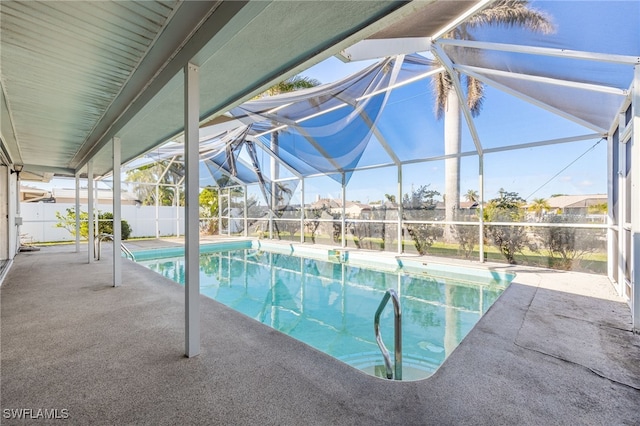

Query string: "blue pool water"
[[135, 243, 512, 380]]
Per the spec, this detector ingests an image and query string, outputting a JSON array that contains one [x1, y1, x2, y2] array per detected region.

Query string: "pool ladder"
[[95, 233, 135, 261], [374, 289, 402, 380]]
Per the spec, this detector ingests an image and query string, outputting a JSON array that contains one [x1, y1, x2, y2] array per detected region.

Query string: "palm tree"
[[435, 1, 554, 238], [528, 197, 550, 220], [465, 189, 479, 203], [258, 75, 321, 98]]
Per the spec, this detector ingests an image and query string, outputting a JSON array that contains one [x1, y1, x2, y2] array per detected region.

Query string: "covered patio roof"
[[126, 0, 639, 191]]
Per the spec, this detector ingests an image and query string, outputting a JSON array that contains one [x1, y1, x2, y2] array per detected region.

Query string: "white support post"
[[244, 185, 248, 238], [75, 173, 80, 253], [218, 188, 222, 236], [397, 165, 403, 254], [175, 185, 180, 238], [113, 137, 122, 287], [341, 173, 346, 248], [300, 178, 305, 243], [94, 185, 99, 245], [479, 155, 485, 263], [227, 192, 231, 236], [632, 65, 640, 333], [155, 185, 160, 238], [606, 130, 618, 288], [184, 63, 200, 356], [87, 161, 94, 263]]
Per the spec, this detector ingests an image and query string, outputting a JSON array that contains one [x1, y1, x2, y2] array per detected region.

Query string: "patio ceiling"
[[1, 0, 437, 179]]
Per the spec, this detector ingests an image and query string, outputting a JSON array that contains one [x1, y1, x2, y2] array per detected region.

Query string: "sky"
[[290, 0, 623, 204], [28, 0, 637, 206]]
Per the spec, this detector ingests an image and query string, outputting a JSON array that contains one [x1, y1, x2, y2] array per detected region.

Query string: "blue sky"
[[293, 0, 620, 204], [298, 56, 607, 205]]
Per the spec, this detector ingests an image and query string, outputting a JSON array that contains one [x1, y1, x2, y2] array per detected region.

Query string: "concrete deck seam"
[[551, 312, 633, 333], [512, 340, 640, 391]]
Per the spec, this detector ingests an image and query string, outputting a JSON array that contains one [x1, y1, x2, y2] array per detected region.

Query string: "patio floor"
[[1, 239, 639, 425]]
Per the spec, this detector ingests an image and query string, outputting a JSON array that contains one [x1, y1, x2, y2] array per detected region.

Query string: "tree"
[[55, 208, 131, 240], [257, 75, 321, 98], [465, 189, 479, 203], [528, 197, 550, 220], [587, 202, 607, 215], [199, 186, 219, 235], [434, 1, 553, 238], [126, 160, 185, 206], [483, 190, 528, 264], [402, 185, 443, 255]]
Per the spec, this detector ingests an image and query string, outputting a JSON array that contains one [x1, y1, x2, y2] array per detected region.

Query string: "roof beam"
[[455, 64, 628, 95], [355, 66, 444, 101], [247, 137, 303, 179], [431, 44, 484, 155], [482, 133, 604, 154], [337, 37, 431, 62], [460, 66, 608, 134], [335, 56, 406, 166], [437, 39, 640, 65], [202, 158, 247, 187], [256, 113, 345, 173], [21, 164, 76, 177]]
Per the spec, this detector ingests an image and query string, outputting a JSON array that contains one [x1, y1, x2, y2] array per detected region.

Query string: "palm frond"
[[466, 75, 484, 117], [263, 75, 321, 97], [434, 71, 453, 119], [466, 0, 555, 34]]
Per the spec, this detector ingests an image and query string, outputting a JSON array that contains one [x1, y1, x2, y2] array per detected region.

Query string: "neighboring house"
[[20, 186, 54, 203], [545, 194, 607, 216], [20, 186, 140, 205], [308, 198, 371, 218]]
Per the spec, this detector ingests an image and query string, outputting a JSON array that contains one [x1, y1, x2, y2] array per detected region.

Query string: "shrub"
[[55, 208, 132, 240], [539, 215, 603, 270], [483, 190, 528, 264]]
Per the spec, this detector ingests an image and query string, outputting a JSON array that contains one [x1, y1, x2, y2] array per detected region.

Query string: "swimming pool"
[[135, 241, 513, 381]]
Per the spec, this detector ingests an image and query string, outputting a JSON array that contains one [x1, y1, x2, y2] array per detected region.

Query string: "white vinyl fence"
[[20, 202, 185, 243]]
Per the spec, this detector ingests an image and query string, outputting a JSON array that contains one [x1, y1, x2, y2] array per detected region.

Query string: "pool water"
[[136, 247, 511, 380]]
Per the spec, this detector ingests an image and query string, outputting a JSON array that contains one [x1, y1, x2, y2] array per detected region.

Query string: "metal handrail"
[[120, 243, 135, 261], [95, 233, 135, 261], [374, 288, 402, 380]]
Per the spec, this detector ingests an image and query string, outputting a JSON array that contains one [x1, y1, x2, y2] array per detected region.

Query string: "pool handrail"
[[374, 288, 402, 380], [95, 233, 135, 261]]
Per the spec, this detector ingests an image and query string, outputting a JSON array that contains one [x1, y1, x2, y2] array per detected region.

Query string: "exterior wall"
[[20, 202, 185, 242]]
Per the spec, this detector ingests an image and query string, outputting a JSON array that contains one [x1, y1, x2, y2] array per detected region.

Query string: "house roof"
[[546, 194, 607, 209]]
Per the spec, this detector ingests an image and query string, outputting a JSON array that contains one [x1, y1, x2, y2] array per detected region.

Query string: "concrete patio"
[[1, 240, 639, 425]]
